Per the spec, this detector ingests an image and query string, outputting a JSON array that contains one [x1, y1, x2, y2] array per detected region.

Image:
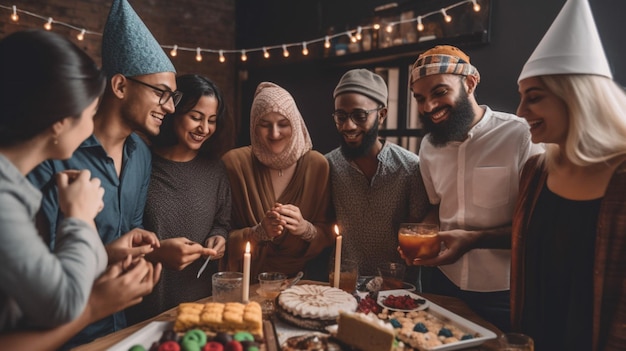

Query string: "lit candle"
[[333, 225, 342, 288], [243, 241, 251, 303]]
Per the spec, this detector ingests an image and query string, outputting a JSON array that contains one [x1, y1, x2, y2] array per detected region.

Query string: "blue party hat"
[[102, 0, 176, 78]]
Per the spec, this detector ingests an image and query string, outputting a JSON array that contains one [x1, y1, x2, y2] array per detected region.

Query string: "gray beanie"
[[333, 69, 388, 106]]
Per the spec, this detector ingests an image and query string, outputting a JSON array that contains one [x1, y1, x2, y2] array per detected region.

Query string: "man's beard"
[[419, 90, 474, 147], [340, 119, 380, 160]]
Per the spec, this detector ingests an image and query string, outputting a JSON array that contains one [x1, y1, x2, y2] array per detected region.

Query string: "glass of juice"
[[257, 272, 287, 318], [398, 223, 440, 260], [328, 258, 358, 293]]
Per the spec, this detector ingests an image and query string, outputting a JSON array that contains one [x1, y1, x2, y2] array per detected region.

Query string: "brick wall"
[[0, 0, 237, 130]]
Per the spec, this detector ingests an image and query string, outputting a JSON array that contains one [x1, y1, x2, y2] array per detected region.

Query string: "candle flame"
[[245, 241, 250, 253], [334, 224, 340, 236]]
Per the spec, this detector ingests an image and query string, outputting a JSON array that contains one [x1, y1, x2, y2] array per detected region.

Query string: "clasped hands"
[[260, 202, 309, 240]]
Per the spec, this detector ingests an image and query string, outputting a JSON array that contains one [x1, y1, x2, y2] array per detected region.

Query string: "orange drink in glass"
[[398, 223, 440, 260], [328, 259, 358, 293]]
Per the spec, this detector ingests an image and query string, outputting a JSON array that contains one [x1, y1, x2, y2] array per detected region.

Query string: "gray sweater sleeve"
[[0, 192, 107, 330]]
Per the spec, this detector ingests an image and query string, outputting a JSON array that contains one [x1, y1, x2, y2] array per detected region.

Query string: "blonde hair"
[[541, 74, 626, 168]]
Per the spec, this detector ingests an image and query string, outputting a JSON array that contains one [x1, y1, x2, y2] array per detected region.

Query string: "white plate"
[[377, 290, 429, 312], [106, 321, 173, 351]]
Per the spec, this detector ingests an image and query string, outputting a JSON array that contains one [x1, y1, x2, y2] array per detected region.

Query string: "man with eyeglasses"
[[27, 0, 178, 348], [324, 69, 431, 282], [405, 45, 544, 333]]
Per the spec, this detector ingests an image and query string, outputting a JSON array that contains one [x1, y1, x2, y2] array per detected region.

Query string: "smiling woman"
[[221, 81, 335, 282], [126, 74, 234, 326]]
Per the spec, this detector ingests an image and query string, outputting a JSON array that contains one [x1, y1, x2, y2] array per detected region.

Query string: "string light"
[[0, 0, 480, 62], [349, 32, 357, 43], [43, 17, 53, 30], [471, 0, 481, 12], [416, 16, 424, 32], [301, 42, 309, 56], [441, 9, 452, 23], [10, 5, 18, 21], [76, 28, 86, 41], [324, 35, 331, 49]]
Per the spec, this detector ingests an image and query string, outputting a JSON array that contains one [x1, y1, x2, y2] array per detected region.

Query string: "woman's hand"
[[147, 237, 214, 271], [56, 169, 104, 227], [205, 235, 226, 259], [275, 203, 308, 236], [105, 228, 160, 264], [260, 204, 286, 239]]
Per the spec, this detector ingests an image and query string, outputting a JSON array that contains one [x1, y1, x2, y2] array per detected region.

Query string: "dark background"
[[1, 0, 624, 154]]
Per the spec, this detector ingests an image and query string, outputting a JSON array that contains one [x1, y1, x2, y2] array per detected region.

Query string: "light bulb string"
[[1, 0, 479, 58]]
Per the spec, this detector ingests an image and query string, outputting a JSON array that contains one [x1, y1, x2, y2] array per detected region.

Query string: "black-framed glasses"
[[125, 76, 183, 107], [332, 106, 383, 125]]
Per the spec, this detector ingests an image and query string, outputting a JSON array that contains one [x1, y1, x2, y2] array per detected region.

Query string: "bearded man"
[[325, 69, 431, 281], [406, 45, 543, 332]]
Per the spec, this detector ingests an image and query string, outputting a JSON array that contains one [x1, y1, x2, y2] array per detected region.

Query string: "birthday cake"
[[277, 284, 357, 330]]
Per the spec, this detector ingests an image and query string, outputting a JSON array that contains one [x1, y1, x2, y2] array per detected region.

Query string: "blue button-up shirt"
[[27, 132, 152, 348]]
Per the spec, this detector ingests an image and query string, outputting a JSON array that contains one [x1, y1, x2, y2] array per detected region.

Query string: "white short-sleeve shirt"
[[419, 106, 544, 292]]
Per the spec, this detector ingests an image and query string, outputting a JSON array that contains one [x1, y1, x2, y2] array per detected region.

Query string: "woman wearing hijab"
[[222, 82, 334, 280]]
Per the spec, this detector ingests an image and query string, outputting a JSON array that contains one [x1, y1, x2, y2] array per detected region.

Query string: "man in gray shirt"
[[325, 69, 431, 284]]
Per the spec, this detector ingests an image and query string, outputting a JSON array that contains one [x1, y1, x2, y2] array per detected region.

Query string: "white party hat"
[[518, 0, 612, 82]]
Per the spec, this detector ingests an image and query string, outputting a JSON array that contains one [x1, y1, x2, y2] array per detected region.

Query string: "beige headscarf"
[[250, 82, 312, 170]]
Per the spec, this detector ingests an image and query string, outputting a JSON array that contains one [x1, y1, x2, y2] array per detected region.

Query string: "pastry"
[[174, 301, 263, 338], [276, 284, 357, 331], [335, 312, 395, 351]]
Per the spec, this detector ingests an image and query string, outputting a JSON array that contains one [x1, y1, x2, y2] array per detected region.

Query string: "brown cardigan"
[[221, 146, 334, 280], [511, 154, 626, 351]]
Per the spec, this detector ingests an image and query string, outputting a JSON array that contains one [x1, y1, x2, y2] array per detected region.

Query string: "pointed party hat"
[[518, 0, 612, 82], [102, 0, 176, 78]]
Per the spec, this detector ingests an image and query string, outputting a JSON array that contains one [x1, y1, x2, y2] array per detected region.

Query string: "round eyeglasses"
[[332, 106, 383, 125], [125, 76, 183, 107]]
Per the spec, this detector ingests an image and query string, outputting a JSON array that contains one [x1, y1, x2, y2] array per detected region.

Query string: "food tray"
[[106, 320, 280, 351], [397, 296, 497, 351]]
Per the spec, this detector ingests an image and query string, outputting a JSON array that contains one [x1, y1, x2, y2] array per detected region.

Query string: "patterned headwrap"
[[250, 82, 312, 170], [102, 0, 176, 78], [410, 45, 480, 84]]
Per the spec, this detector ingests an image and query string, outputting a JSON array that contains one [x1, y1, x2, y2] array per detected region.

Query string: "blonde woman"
[[512, 0, 626, 349]]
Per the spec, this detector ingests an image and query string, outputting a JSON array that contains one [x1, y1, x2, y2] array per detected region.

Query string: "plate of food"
[[377, 290, 429, 312]]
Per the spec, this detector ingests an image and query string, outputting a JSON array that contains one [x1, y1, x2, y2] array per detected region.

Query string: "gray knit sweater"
[[125, 153, 231, 325]]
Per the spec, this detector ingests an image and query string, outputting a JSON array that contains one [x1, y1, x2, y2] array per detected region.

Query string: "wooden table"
[[73, 281, 502, 350]]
